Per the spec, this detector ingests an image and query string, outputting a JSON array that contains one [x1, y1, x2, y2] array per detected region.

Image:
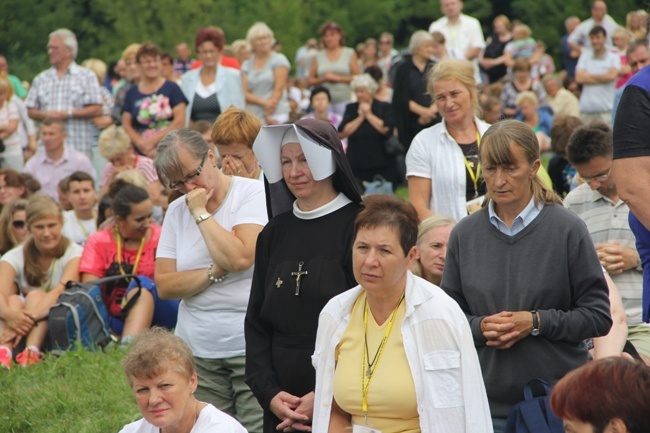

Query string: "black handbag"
[[384, 135, 405, 155]]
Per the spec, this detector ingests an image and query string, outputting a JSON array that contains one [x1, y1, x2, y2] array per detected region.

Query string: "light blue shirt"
[[488, 197, 543, 236]]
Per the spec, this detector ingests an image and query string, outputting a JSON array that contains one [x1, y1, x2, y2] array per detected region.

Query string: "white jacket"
[[180, 66, 245, 127], [312, 272, 493, 433], [406, 117, 491, 221]]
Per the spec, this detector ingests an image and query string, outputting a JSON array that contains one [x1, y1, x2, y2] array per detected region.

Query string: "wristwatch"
[[531, 310, 540, 336], [636, 256, 643, 272], [195, 212, 211, 225], [67, 109, 73, 120]]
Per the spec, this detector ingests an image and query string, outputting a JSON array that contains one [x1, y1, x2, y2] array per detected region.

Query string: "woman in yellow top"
[[312, 195, 492, 433]]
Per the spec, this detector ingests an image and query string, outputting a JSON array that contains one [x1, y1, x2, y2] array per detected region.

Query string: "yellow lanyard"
[[116, 231, 145, 279], [74, 212, 96, 238], [361, 293, 405, 416], [461, 130, 482, 197], [41, 258, 59, 292]]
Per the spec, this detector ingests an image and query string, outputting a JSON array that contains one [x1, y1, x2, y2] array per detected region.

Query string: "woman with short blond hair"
[[97, 125, 162, 204]]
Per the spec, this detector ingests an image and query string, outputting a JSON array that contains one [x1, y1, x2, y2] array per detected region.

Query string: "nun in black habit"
[[245, 118, 362, 433]]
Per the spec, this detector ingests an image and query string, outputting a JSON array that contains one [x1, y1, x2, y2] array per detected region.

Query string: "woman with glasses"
[[180, 27, 245, 128], [154, 128, 268, 433], [0, 199, 28, 256]]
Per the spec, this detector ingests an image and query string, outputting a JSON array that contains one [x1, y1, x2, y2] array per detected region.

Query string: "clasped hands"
[[596, 242, 638, 275], [270, 391, 314, 432], [1, 308, 36, 346], [480, 311, 534, 349]]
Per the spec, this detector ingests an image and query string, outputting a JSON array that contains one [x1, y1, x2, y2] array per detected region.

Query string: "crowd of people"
[[1, 1, 650, 432]]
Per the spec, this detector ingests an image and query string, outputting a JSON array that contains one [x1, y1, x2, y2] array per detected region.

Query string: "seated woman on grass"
[[0, 194, 82, 368], [80, 179, 179, 346]]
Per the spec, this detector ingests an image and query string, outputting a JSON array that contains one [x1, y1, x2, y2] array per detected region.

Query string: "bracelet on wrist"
[[207, 263, 227, 284]]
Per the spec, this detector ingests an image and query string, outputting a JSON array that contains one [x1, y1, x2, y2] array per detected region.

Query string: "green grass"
[[394, 184, 408, 201], [0, 347, 139, 433]]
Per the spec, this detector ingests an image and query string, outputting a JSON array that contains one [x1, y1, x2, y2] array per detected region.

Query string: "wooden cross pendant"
[[291, 261, 308, 296]]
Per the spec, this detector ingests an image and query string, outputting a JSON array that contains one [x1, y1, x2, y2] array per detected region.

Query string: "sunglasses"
[[12, 220, 26, 229]]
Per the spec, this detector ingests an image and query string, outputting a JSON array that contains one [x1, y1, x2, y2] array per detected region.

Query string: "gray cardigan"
[[441, 203, 612, 417]]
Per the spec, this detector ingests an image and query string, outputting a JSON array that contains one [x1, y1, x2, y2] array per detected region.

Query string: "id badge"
[[466, 195, 485, 215], [352, 424, 382, 433]]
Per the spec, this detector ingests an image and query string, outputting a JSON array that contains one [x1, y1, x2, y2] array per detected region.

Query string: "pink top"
[[99, 154, 159, 188]]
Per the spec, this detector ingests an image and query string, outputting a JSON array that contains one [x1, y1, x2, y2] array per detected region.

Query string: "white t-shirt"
[[428, 14, 486, 84], [61, 209, 96, 246], [119, 403, 248, 433], [0, 242, 83, 296], [567, 16, 619, 50], [576, 49, 621, 113], [157, 176, 268, 358]]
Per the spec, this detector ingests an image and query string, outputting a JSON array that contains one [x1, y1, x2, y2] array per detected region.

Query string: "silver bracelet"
[[207, 263, 226, 284]]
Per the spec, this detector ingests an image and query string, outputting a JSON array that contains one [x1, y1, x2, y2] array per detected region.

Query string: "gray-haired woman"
[[339, 73, 396, 185], [392, 30, 439, 151], [154, 128, 268, 432]]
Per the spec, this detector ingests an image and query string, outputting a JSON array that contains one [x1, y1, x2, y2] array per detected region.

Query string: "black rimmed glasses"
[[577, 165, 612, 184], [169, 152, 208, 190]]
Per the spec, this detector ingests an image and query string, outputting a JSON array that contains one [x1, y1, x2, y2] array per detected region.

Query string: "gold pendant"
[[468, 161, 475, 168]]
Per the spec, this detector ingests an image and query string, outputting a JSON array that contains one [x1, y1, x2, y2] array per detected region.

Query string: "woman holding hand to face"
[[155, 128, 267, 432], [211, 107, 263, 180]]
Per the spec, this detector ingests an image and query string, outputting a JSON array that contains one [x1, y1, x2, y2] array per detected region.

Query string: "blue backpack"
[[48, 275, 141, 353], [504, 378, 564, 433]]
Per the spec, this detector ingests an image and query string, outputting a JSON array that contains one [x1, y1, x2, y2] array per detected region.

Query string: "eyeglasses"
[[169, 153, 208, 190], [12, 220, 26, 229], [577, 165, 612, 184]]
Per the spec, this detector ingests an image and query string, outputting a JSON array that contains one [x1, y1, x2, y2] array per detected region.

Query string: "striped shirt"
[[26, 62, 103, 154], [99, 154, 158, 188], [564, 183, 643, 324]]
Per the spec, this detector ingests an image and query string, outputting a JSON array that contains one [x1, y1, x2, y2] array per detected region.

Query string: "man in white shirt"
[[428, 0, 485, 84], [575, 26, 620, 124], [568, 0, 619, 53], [61, 171, 97, 246]]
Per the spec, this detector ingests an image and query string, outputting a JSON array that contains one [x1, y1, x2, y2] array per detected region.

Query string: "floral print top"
[[122, 80, 187, 138]]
